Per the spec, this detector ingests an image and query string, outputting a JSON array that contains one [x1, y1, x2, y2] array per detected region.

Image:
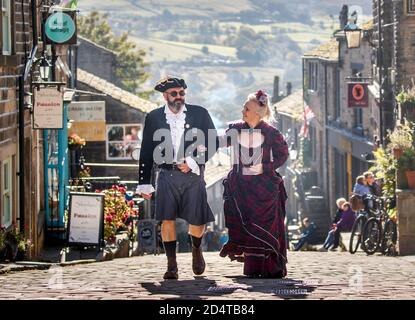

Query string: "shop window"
[[1, 157, 13, 228], [106, 124, 142, 160]]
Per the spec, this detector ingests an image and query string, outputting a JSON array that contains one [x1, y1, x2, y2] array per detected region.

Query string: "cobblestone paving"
[[1, 251, 415, 300]]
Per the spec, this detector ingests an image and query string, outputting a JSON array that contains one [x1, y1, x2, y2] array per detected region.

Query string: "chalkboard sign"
[[67, 192, 105, 247]]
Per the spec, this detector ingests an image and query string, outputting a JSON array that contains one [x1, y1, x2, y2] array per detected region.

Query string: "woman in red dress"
[[219, 90, 289, 278]]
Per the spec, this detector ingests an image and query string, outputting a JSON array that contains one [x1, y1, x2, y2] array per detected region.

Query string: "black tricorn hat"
[[154, 77, 187, 92]]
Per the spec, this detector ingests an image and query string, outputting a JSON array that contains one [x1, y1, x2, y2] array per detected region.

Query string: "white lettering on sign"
[[68, 101, 106, 122]]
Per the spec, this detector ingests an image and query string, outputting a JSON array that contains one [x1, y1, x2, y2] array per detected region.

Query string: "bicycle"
[[361, 196, 397, 255], [349, 194, 376, 254]]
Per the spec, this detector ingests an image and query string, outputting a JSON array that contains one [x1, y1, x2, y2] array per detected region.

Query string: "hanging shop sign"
[[348, 82, 369, 108], [67, 192, 105, 247], [33, 87, 64, 129], [44, 10, 77, 45], [68, 101, 106, 141]]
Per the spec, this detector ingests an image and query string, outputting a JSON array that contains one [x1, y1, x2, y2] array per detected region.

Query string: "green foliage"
[[396, 79, 415, 106], [78, 11, 150, 96], [397, 148, 415, 171], [386, 119, 414, 150], [369, 147, 397, 199], [370, 120, 415, 197]]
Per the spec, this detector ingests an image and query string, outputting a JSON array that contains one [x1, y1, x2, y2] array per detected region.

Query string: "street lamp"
[[39, 57, 52, 81], [344, 22, 362, 49]]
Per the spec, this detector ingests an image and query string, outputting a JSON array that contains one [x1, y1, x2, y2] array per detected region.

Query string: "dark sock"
[[163, 241, 177, 258], [191, 235, 202, 248]]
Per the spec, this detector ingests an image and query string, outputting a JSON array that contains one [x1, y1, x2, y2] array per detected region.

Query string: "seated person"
[[294, 218, 317, 251], [353, 175, 371, 197], [364, 171, 382, 197], [321, 201, 355, 251], [320, 198, 347, 251]]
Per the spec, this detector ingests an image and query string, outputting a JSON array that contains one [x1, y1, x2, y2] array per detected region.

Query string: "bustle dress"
[[219, 120, 289, 278]]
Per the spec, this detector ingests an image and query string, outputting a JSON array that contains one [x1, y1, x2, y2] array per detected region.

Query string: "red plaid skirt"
[[220, 169, 288, 278]]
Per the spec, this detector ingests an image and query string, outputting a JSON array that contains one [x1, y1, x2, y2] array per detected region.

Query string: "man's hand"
[[177, 162, 191, 173], [140, 193, 153, 199]]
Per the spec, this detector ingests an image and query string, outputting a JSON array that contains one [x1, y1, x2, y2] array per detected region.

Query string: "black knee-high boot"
[[163, 240, 178, 280], [191, 235, 205, 275]]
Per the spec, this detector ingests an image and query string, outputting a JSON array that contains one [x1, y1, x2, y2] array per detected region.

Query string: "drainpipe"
[[324, 62, 330, 218]]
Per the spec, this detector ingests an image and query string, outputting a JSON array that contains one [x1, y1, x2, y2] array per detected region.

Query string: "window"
[[406, 0, 415, 15], [308, 61, 318, 91], [354, 108, 363, 128], [106, 124, 143, 160], [1, 0, 12, 55], [1, 157, 13, 228]]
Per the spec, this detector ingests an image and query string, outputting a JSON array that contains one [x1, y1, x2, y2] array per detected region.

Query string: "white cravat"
[[136, 104, 200, 195], [164, 104, 200, 175]]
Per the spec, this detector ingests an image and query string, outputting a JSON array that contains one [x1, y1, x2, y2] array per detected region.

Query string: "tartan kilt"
[[220, 169, 288, 277]]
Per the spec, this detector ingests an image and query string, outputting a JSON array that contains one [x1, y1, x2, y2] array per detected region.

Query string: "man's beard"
[[167, 99, 185, 112]]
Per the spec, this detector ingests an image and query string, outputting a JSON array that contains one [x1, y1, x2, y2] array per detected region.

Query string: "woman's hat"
[[155, 77, 187, 92]]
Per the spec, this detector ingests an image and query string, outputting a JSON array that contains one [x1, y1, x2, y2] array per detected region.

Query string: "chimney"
[[339, 5, 348, 30], [286, 82, 292, 96], [272, 76, 280, 103]]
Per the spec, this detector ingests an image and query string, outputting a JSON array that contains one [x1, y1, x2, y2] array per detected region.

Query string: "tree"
[[77, 11, 150, 97]]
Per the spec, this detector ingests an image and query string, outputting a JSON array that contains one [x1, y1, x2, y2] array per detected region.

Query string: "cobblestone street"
[[1, 251, 415, 300]]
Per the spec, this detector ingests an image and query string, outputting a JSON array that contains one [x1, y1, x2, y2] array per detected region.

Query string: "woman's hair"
[[356, 175, 365, 185], [336, 197, 347, 208], [247, 90, 273, 122], [342, 202, 351, 210], [363, 171, 373, 179]]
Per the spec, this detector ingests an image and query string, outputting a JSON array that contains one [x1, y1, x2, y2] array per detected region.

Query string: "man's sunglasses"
[[167, 90, 186, 97]]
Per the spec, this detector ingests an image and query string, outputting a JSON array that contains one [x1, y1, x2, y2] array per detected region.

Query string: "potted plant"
[[396, 79, 415, 121], [397, 148, 415, 189], [99, 185, 140, 244], [68, 133, 86, 150], [15, 238, 32, 261], [387, 120, 414, 159]]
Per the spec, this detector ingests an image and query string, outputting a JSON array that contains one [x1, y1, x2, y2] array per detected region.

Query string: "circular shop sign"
[[45, 12, 76, 44], [352, 83, 365, 101]]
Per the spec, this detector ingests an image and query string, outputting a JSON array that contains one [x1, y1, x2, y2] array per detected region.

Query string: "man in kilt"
[[136, 77, 217, 279]]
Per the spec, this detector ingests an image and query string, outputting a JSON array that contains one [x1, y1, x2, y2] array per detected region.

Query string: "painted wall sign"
[[68, 101, 106, 141], [68, 101, 106, 122]]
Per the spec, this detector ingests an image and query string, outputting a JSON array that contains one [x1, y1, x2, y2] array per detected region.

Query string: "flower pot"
[[406, 170, 415, 189], [393, 148, 404, 159], [15, 250, 26, 261]]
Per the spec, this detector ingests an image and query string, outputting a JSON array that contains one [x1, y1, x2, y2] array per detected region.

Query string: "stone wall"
[[396, 189, 415, 255]]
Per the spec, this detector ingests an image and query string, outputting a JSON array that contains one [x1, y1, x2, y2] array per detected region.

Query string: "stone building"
[[301, 15, 375, 232], [0, 1, 73, 258]]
